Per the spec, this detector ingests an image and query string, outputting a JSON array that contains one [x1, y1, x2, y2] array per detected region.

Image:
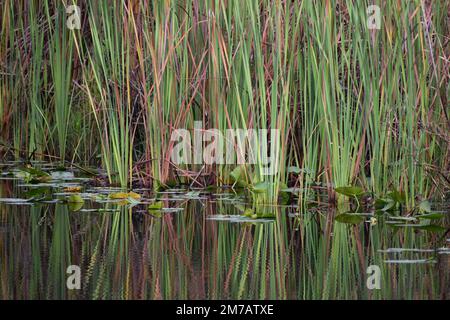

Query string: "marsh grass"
[[1, 0, 448, 205]]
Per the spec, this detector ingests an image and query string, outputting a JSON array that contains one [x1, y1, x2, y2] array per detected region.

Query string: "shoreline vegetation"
[[1, 1, 449, 207]]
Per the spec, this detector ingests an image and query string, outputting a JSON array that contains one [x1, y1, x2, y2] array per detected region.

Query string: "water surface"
[[0, 163, 449, 299]]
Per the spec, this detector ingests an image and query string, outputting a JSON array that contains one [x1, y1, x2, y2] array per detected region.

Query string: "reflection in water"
[[0, 180, 449, 300]]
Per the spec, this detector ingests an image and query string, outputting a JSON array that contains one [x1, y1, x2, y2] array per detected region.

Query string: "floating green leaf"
[[109, 191, 141, 202], [68, 201, 84, 212], [149, 210, 163, 218], [148, 201, 164, 211], [109, 192, 130, 199], [417, 213, 445, 220], [0, 198, 32, 204], [414, 224, 447, 233], [260, 212, 276, 219], [252, 181, 270, 193], [418, 200, 431, 213], [20, 166, 49, 177], [335, 186, 365, 197], [335, 213, 365, 224], [25, 187, 51, 200], [14, 171, 31, 180], [67, 194, 84, 203], [127, 191, 141, 200], [51, 171, 75, 180], [387, 216, 417, 222], [243, 208, 254, 217], [64, 186, 83, 193]]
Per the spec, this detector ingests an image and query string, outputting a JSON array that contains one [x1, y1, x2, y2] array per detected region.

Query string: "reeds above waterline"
[[1, 0, 448, 205]]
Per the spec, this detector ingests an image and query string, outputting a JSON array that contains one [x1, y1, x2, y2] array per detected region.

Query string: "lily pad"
[[384, 259, 436, 264], [258, 212, 276, 219], [68, 201, 84, 212], [109, 191, 141, 203], [0, 198, 32, 204], [25, 187, 52, 200], [387, 216, 417, 222], [243, 208, 254, 217], [378, 248, 435, 253], [414, 224, 447, 233], [416, 212, 445, 220], [335, 186, 364, 197], [418, 200, 432, 213], [127, 191, 141, 200], [148, 201, 164, 211], [13, 171, 31, 180], [375, 198, 396, 211], [63, 186, 83, 193], [148, 210, 163, 218], [207, 215, 274, 223], [51, 171, 75, 180], [252, 181, 270, 193], [20, 166, 49, 177], [67, 194, 84, 203], [109, 192, 131, 199], [335, 213, 365, 224]]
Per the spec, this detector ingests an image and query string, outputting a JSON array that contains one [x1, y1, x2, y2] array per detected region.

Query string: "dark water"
[[0, 163, 449, 300]]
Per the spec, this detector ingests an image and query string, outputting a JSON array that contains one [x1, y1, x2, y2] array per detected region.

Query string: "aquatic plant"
[[1, 0, 448, 207]]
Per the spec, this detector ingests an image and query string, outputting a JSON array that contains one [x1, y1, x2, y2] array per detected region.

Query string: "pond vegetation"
[[0, 161, 449, 299], [0, 0, 449, 300]]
